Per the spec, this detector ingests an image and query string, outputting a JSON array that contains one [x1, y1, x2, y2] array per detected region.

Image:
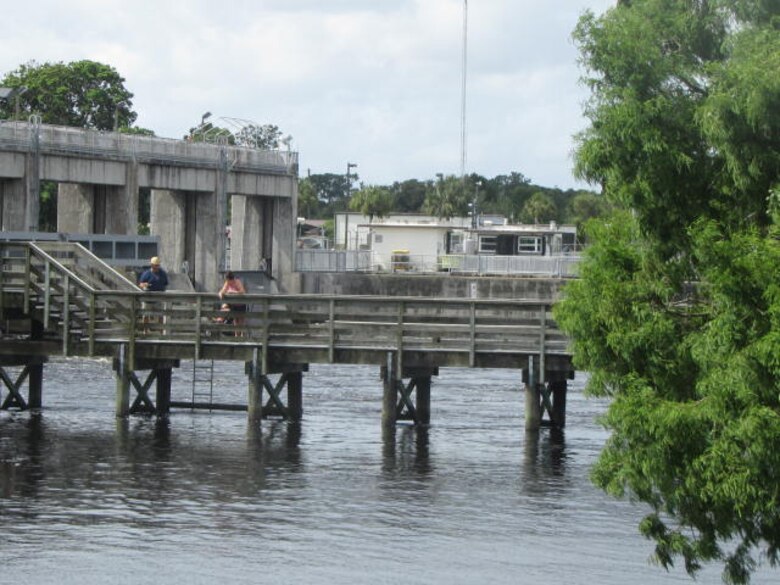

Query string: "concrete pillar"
[[25, 136, 40, 232], [0, 179, 26, 230], [57, 182, 137, 235], [230, 194, 266, 271], [151, 188, 221, 292], [58, 183, 94, 233], [196, 189, 220, 292], [104, 184, 137, 234], [273, 194, 297, 293], [151, 188, 187, 278], [121, 159, 140, 234]]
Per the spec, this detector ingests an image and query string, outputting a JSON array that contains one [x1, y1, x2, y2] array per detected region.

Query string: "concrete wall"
[[150, 188, 223, 292], [231, 194, 266, 271], [0, 122, 298, 293], [0, 179, 25, 231], [299, 272, 570, 301]]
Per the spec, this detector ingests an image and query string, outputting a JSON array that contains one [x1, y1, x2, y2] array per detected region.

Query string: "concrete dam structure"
[[0, 119, 298, 292]]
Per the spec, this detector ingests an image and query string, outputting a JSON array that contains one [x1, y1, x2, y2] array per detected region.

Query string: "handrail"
[[32, 241, 140, 290], [26, 243, 99, 293]]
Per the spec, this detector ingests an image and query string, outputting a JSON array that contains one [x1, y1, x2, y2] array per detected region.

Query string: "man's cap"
[[150, 256, 161, 265]]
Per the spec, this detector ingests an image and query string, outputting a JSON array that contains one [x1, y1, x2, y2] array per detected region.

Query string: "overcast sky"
[[3, 0, 615, 189]]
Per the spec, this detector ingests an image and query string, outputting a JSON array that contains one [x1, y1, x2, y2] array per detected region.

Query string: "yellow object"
[[391, 249, 411, 272], [150, 256, 161, 265]]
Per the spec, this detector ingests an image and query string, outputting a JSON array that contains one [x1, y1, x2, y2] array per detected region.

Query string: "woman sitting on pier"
[[218, 271, 247, 335]]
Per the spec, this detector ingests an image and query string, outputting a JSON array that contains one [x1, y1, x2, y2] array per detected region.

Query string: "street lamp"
[[0, 86, 27, 120], [201, 111, 212, 125], [113, 100, 127, 132], [344, 162, 358, 249], [471, 180, 482, 229], [345, 162, 358, 198]]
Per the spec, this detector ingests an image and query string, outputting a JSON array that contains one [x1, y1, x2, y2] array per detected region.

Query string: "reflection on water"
[[0, 359, 775, 584]]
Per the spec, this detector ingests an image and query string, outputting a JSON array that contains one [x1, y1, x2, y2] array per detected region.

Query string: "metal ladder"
[[191, 359, 215, 410]]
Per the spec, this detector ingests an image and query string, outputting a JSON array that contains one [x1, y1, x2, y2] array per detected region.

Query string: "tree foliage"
[[520, 192, 557, 224], [348, 185, 394, 223], [0, 60, 136, 130], [556, 1, 780, 582], [233, 123, 283, 149]]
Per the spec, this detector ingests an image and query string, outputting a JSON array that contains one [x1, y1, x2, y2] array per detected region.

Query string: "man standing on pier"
[[139, 256, 169, 291], [138, 257, 169, 334]]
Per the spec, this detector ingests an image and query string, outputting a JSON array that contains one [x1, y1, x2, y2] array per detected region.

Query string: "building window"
[[518, 236, 542, 254], [479, 236, 497, 253], [448, 231, 463, 253]]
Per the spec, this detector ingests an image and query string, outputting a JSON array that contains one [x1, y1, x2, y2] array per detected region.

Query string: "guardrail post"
[[88, 292, 96, 356], [396, 300, 404, 374], [128, 295, 137, 370], [61, 274, 70, 356], [23, 245, 31, 314], [195, 296, 202, 360], [469, 302, 476, 367], [328, 298, 335, 363], [43, 259, 50, 328], [0, 250, 4, 314], [539, 304, 547, 387]]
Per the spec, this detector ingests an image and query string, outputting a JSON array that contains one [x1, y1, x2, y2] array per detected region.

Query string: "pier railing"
[[1, 242, 571, 372]]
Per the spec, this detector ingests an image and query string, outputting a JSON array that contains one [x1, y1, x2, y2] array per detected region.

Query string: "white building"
[[330, 212, 579, 275]]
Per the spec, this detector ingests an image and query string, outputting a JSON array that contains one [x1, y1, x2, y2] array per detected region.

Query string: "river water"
[[0, 358, 774, 584]]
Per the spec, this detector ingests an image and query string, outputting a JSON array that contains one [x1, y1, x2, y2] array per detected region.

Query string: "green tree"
[[565, 191, 611, 235], [392, 179, 427, 212], [520, 192, 557, 224], [307, 172, 353, 212], [423, 175, 470, 220], [556, 1, 780, 582], [0, 60, 136, 129], [348, 185, 394, 223], [297, 178, 319, 219], [233, 123, 282, 149]]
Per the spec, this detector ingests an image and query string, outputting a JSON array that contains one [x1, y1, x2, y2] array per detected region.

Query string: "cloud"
[[1, 0, 615, 189]]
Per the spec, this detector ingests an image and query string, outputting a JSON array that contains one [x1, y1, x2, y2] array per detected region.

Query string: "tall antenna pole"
[[460, 0, 468, 179]]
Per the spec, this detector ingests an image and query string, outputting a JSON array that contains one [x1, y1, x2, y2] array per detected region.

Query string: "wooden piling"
[[247, 348, 263, 423], [524, 356, 541, 431], [415, 376, 431, 426], [155, 368, 172, 417], [382, 352, 398, 428], [550, 379, 567, 429], [114, 344, 130, 418], [28, 362, 43, 409], [287, 371, 303, 421]]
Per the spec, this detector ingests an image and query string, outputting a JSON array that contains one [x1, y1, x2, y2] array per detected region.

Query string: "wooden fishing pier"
[[0, 241, 573, 429]]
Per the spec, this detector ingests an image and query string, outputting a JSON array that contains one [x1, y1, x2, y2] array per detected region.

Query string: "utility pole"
[[345, 162, 358, 249], [460, 0, 468, 179]]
